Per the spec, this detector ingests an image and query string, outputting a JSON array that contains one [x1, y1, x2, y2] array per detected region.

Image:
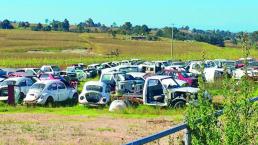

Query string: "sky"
[[1, 0, 257, 32]]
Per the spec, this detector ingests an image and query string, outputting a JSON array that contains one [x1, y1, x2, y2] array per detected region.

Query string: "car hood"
[[25, 90, 42, 101], [169, 87, 199, 93]]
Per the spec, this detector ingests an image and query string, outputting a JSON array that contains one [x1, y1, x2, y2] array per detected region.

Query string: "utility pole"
[[171, 24, 174, 60]]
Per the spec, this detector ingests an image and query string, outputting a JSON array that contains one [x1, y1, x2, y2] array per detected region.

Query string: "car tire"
[[45, 96, 54, 107], [72, 93, 78, 105], [18, 92, 25, 104], [173, 100, 186, 108]]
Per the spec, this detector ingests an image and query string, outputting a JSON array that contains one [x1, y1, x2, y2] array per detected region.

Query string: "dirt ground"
[[0, 114, 184, 145]]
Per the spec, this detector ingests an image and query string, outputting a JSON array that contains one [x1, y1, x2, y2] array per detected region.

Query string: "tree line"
[[0, 18, 257, 48]]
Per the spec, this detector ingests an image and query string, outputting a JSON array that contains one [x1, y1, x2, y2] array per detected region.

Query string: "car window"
[[26, 79, 33, 86], [44, 67, 51, 72], [57, 82, 66, 89], [48, 83, 57, 90], [26, 70, 34, 75], [19, 81, 26, 87], [148, 79, 160, 87]]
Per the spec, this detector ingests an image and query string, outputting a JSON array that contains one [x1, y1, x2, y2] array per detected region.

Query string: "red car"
[[160, 69, 198, 87]]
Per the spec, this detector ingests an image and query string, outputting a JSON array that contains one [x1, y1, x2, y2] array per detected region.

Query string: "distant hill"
[[0, 29, 257, 67]]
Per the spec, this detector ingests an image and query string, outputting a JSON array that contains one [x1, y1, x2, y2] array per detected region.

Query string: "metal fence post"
[[184, 126, 191, 145], [7, 85, 15, 105]]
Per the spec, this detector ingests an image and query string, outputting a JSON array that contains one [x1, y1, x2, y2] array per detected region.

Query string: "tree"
[[76, 23, 85, 33], [18, 21, 30, 28], [141, 24, 150, 34], [1, 19, 13, 29], [51, 20, 59, 31], [121, 22, 133, 34], [111, 22, 117, 28], [86, 18, 94, 27], [62, 19, 70, 32], [43, 25, 51, 31], [155, 29, 164, 37], [31, 23, 43, 31]]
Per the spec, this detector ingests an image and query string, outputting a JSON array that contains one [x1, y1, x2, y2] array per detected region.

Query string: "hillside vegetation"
[[0, 29, 257, 67]]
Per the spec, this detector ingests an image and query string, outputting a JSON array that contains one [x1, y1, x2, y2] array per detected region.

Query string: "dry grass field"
[[0, 29, 257, 67]]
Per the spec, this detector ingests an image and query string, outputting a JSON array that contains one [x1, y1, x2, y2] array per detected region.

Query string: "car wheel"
[[45, 96, 54, 107], [18, 93, 25, 104], [72, 93, 78, 105], [173, 100, 186, 108]]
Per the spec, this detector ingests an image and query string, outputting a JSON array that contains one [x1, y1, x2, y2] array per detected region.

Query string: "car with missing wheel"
[[23, 80, 78, 106], [79, 81, 110, 106]]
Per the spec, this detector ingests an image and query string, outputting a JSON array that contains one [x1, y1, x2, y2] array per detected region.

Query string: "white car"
[[16, 68, 40, 76], [0, 77, 35, 103], [24, 80, 78, 106], [40, 65, 61, 75], [79, 81, 110, 106], [233, 68, 258, 80]]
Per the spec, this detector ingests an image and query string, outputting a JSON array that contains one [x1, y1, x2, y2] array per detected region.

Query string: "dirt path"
[[0, 114, 184, 145]]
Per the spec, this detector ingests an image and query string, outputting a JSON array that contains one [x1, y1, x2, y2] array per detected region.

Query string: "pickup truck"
[[121, 75, 200, 108]]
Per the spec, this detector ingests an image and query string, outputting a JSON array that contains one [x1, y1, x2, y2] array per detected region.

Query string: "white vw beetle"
[[24, 80, 78, 106], [79, 81, 110, 106], [0, 77, 35, 103]]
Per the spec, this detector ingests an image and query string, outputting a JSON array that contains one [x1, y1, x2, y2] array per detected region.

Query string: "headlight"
[[80, 96, 85, 100]]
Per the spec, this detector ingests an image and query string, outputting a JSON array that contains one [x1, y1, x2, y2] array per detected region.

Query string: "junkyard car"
[[0, 77, 35, 103], [79, 81, 110, 106], [24, 80, 78, 106], [40, 65, 61, 75], [142, 76, 199, 107]]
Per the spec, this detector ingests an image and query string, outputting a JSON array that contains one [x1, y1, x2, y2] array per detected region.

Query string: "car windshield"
[[248, 61, 258, 67], [1, 80, 17, 86], [223, 61, 235, 67], [40, 74, 49, 79], [33, 69, 40, 73], [86, 85, 103, 92], [31, 83, 45, 91], [181, 72, 189, 78], [161, 78, 179, 88], [172, 62, 185, 66], [67, 67, 75, 72], [52, 66, 60, 71], [163, 62, 169, 67], [117, 74, 134, 81], [101, 74, 112, 82], [119, 67, 138, 73]]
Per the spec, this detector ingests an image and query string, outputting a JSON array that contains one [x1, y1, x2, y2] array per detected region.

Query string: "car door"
[[48, 83, 58, 101], [18, 80, 27, 95], [25, 78, 34, 94], [57, 82, 67, 101]]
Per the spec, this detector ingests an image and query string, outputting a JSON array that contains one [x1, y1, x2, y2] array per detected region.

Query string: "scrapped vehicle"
[[233, 68, 258, 81], [75, 69, 87, 80], [24, 80, 78, 105], [248, 61, 258, 70], [84, 68, 98, 78], [0, 69, 7, 77], [115, 65, 140, 73], [79, 81, 110, 106], [165, 61, 186, 70], [143, 76, 199, 107], [185, 61, 224, 83], [0, 77, 35, 103], [16, 68, 40, 76], [115, 73, 145, 94], [159, 69, 198, 87], [40, 65, 61, 75], [214, 59, 236, 77], [127, 72, 153, 81]]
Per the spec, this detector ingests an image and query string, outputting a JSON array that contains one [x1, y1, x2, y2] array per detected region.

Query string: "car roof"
[[5, 77, 28, 81], [85, 81, 105, 86], [146, 75, 171, 80], [36, 79, 63, 85]]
